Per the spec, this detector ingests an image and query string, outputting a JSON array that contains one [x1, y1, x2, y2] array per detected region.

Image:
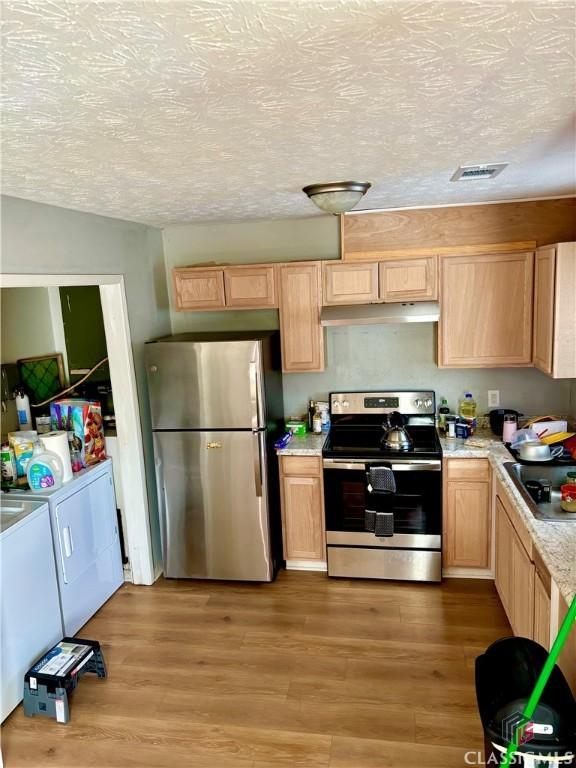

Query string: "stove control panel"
[[330, 391, 436, 416]]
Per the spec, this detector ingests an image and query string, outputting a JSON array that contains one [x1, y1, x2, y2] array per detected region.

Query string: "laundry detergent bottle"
[[26, 442, 64, 492]]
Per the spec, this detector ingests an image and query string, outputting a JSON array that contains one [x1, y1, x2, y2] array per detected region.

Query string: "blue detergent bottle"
[[26, 442, 64, 492]]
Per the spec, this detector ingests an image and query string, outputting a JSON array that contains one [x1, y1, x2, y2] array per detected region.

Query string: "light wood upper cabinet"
[[172, 268, 226, 310], [439, 251, 534, 368], [379, 256, 438, 302], [280, 456, 325, 562], [323, 261, 378, 305], [223, 264, 277, 308], [443, 459, 491, 570], [533, 242, 576, 378], [278, 262, 324, 372]]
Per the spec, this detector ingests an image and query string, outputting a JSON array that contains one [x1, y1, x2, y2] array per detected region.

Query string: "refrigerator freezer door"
[[145, 340, 264, 430], [154, 429, 272, 580]]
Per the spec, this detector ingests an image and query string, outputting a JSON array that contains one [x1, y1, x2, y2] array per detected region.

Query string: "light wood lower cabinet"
[[557, 595, 576, 693], [379, 256, 438, 302], [278, 262, 324, 373], [279, 456, 326, 563], [443, 459, 491, 570], [533, 569, 551, 650], [323, 261, 378, 305], [439, 251, 534, 367]]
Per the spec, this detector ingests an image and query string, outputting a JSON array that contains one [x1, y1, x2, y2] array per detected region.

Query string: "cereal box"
[[50, 399, 106, 467]]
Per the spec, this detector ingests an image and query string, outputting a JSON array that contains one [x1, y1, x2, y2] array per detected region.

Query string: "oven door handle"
[[323, 459, 441, 471]]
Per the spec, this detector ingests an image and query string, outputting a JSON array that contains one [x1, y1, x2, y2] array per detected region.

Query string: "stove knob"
[[424, 398, 433, 408], [342, 400, 350, 408], [414, 398, 423, 408]]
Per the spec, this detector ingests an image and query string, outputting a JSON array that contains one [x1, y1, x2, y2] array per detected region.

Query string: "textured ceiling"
[[1, 0, 575, 226]]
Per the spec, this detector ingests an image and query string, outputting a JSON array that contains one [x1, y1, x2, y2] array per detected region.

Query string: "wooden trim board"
[[342, 198, 576, 259]]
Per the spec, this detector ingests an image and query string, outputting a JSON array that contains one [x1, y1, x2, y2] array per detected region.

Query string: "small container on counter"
[[445, 416, 457, 439], [502, 413, 517, 444], [307, 400, 316, 432], [560, 483, 576, 512], [286, 420, 307, 437], [312, 411, 323, 434], [455, 421, 471, 439]]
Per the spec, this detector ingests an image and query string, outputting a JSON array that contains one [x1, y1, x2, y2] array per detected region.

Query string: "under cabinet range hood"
[[320, 301, 440, 327]]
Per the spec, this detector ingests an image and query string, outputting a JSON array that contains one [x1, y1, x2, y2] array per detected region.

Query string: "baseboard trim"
[[286, 560, 328, 572], [443, 567, 494, 579]]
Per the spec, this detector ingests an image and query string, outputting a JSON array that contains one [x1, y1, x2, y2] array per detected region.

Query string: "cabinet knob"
[[149, 365, 158, 373]]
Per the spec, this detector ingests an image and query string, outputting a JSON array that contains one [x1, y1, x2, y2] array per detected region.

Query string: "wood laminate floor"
[[1, 572, 510, 767]]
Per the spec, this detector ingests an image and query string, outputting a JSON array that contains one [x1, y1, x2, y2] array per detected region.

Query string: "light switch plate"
[[488, 390, 500, 408]]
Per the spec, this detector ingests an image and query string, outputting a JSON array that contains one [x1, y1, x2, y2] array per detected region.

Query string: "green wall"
[[162, 216, 574, 420]]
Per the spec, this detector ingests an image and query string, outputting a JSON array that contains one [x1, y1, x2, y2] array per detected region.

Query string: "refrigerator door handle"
[[252, 431, 264, 498], [249, 359, 259, 431]]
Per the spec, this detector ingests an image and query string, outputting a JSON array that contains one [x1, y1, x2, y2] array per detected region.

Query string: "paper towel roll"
[[40, 431, 73, 483]]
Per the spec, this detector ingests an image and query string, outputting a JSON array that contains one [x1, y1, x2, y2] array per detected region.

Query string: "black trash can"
[[476, 637, 576, 766]]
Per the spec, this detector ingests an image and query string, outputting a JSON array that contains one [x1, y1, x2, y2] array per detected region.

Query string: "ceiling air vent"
[[450, 163, 508, 182]]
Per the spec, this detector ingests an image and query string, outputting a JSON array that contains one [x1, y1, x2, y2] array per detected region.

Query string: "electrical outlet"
[[488, 390, 500, 408]]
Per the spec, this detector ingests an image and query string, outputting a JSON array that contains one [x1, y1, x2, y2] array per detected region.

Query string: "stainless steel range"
[[322, 391, 442, 582]]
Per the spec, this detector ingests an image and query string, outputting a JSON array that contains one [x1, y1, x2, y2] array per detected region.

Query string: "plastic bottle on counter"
[[1, 443, 17, 485], [15, 387, 33, 431], [459, 392, 477, 434], [312, 410, 323, 434], [26, 442, 64, 492], [437, 398, 450, 432], [307, 400, 316, 432]]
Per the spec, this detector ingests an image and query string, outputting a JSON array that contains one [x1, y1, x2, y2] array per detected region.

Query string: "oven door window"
[[324, 465, 441, 535]]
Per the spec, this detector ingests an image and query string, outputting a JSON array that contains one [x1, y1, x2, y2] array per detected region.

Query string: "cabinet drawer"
[[224, 265, 277, 308], [280, 455, 322, 476], [379, 256, 437, 302], [445, 458, 490, 482]]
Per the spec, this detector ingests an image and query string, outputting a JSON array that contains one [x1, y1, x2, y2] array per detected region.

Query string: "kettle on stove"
[[381, 411, 413, 451]]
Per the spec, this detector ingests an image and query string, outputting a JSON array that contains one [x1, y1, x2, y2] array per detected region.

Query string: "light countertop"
[[277, 429, 576, 605]]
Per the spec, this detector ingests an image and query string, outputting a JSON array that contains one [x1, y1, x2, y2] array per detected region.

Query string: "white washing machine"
[[9, 459, 123, 636], [1, 497, 63, 721]]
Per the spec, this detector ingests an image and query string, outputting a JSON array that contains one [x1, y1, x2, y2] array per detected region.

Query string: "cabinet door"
[[379, 256, 438, 302], [558, 596, 576, 695], [533, 247, 556, 375], [224, 265, 277, 308], [278, 262, 324, 372], [172, 268, 225, 310], [323, 262, 379, 305], [444, 481, 491, 568], [495, 497, 513, 616], [533, 570, 551, 650], [281, 474, 325, 560], [439, 252, 534, 367], [510, 528, 535, 638]]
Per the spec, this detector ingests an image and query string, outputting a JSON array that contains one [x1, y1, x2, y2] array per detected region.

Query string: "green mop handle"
[[501, 595, 576, 767]]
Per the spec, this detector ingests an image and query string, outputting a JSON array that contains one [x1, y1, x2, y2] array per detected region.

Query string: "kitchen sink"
[[503, 461, 576, 522]]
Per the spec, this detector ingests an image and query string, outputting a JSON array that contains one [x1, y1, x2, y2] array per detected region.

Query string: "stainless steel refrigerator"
[[145, 332, 284, 581]]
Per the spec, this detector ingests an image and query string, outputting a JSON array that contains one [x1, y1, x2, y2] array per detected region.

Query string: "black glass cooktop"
[[322, 425, 442, 460]]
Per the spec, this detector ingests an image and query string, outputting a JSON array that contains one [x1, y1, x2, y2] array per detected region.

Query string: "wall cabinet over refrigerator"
[[439, 251, 534, 368], [533, 242, 576, 378]]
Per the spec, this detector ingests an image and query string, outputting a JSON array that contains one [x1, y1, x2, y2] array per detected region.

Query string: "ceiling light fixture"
[[302, 181, 372, 214]]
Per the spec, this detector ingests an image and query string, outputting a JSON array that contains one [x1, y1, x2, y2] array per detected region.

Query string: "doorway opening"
[[0, 274, 155, 585]]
